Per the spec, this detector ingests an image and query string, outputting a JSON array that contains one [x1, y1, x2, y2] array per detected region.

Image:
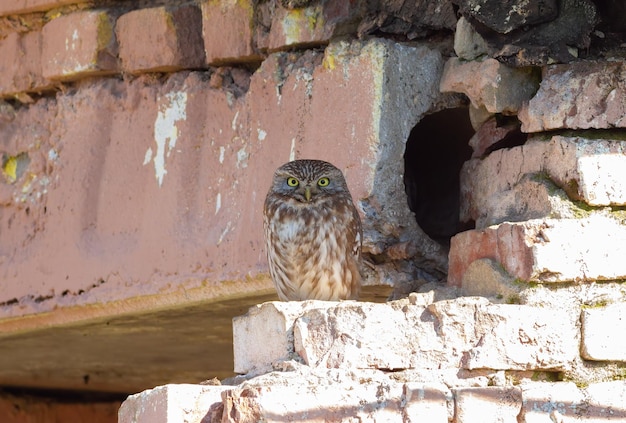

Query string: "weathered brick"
[[449, 214, 626, 285], [201, 0, 260, 65], [581, 303, 626, 361], [461, 258, 520, 300], [233, 297, 576, 374], [519, 61, 626, 132], [267, 2, 362, 51], [518, 382, 585, 423], [42, 10, 118, 80], [0, 0, 77, 16], [118, 384, 228, 423], [293, 301, 441, 370], [467, 116, 521, 158], [0, 30, 53, 97], [439, 57, 539, 114], [464, 304, 577, 371], [454, 387, 521, 423], [584, 381, 626, 420], [461, 135, 626, 228], [232, 301, 329, 374], [117, 5, 205, 73], [222, 369, 404, 423], [403, 383, 450, 423]]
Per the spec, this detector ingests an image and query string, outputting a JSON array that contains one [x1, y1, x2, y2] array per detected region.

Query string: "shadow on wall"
[[404, 108, 475, 247]]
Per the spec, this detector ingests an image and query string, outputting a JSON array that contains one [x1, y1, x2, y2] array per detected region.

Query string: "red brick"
[[0, 30, 53, 97], [520, 61, 626, 132], [440, 57, 539, 114], [116, 5, 205, 73], [449, 215, 626, 286], [0, 0, 78, 16], [268, 2, 362, 51], [201, 0, 261, 65], [42, 10, 118, 81]]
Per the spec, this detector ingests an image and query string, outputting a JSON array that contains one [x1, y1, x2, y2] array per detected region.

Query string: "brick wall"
[[0, 0, 449, 319], [1, 0, 626, 421]]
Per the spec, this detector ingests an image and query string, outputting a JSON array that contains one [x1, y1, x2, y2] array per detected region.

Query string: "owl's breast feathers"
[[263, 195, 362, 301]]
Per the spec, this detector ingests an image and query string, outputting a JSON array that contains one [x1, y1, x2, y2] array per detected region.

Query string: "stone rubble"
[[120, 297, 626, 423]]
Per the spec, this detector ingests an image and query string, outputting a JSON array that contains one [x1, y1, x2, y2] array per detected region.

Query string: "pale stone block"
[[118, 384, 228, 423], [453, 17, 488, 61], [222, 369, 404, 423], [233, 301, 331, 374], [439, 57, 539, 114], [584, 381, 626, 421], [449, 214, 626, 286], [402, 383, 450, 423], [465, 304, 578, 371], [519, 382, 585, 423], [291, 297, 576, 373], [581, 303, 626, 361], [293, 301, 443, 370], [577, 154, 626, 206], [454, 387, 522, 423]]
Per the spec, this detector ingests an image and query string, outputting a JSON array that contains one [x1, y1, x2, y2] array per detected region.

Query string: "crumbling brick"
[[449, 215, 626, 286], [116, 5, 205, 73], [519, 61, 626, 132], [42, 10, 118, 80], [201, 0, 259, 65], [118, 384, 228, 423], [461, 135, 626, 228], [439, 57, 539, 114], [0, 30, 53, 97]]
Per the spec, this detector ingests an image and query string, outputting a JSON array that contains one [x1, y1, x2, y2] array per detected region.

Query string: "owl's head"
[[269, 159, 350, 203]]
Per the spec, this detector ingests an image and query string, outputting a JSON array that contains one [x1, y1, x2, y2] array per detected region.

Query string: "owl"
[[263, 159, 362, 301]]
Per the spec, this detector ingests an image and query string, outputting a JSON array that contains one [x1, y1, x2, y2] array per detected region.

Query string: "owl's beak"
[[304, 186, 312, 202]]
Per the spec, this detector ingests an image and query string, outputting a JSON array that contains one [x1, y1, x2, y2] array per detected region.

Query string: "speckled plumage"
[[263, 160, 362, 301]]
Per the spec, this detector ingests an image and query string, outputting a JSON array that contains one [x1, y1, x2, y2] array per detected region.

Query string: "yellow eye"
[[287, 177, 299, 187], [317, 177, 330, 187]]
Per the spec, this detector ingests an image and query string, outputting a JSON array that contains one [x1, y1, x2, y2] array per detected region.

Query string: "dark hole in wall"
[[404, 108, 475, 247]]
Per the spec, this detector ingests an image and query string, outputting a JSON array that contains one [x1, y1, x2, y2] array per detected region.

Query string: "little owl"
[[263, 159, 362, 301]]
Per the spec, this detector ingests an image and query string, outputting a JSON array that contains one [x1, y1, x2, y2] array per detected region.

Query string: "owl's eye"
[[287, 177, 299, 187], [317, 177, 330, 187]]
